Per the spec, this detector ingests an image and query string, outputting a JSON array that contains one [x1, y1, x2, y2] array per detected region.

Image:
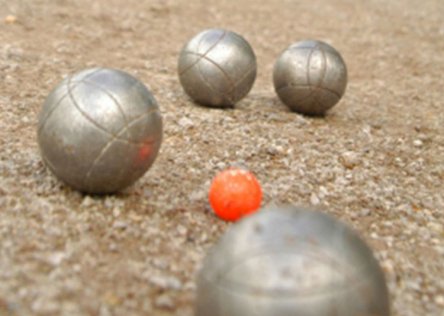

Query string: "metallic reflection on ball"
[[37, 68, 163, 194], [273, 40, 348, 115], [196, 205, 390, 316], [178, 29, 257, 108]]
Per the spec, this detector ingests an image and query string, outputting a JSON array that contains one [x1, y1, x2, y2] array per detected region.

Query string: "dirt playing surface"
[[0, 0, 443, 315]]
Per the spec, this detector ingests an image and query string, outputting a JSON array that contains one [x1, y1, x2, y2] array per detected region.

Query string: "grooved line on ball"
[[183, 51, 236, 94], [182, 30, 233, 104], [79, 78, 136, 141], [276, 84, 340, 99], [66, 76, 160, 144], [37, 68, 103, 134], [228, 62, 256, 99], [203, 247, 369, 298], [179, 30, 227, 76], [288, 45, 320, 51], [41, 149, 84, 191], [109, 92, 157, 188], [305, 45, 318, 91], [40, 151, 58, 175], [196, 57, 234, 105], [82, 109, 159, 187], [278, 45, 329, 108], [274, 48, 320, 105], [307, 44, 327, 109]]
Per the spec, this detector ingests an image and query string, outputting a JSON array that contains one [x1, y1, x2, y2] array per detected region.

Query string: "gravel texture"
[[0, 0, 443, 315]]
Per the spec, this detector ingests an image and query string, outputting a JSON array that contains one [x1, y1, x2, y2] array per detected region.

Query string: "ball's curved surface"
[[209, 168, 262, 222], [196, 205, 390, 316], [178, 28, 257, 108], [273, 40, 347, 115], [37, 67, 163, 194]]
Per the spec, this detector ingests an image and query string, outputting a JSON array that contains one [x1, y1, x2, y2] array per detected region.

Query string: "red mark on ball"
[[136, 142, 153, 164]]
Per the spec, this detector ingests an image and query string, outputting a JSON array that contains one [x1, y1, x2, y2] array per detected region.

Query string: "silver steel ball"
[[178, 28, 257, 108], [273, 40, 348, 116], [196, 205, 390, 316], [37, 67, 163, 194]]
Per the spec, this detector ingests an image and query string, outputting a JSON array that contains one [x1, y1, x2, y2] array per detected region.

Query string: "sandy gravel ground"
[[0, 0, 443, 315]]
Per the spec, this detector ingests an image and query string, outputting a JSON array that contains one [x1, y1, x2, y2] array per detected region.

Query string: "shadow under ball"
[[196, 205, 390, 316], [37, 68, 163, 194], [178, 28, 257, 108], [273, 40, 348, 116]]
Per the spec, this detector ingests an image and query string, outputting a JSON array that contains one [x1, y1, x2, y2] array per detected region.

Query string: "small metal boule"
[[178, 28, 257, 108], [273, 40, 348, 115], [196, 205, 390, 316], [37, 67, 163, 194]]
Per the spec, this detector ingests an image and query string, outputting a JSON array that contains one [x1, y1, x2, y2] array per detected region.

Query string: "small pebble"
[[148, 275, 182, 290], [154, 295, 175, 309], [81, 196, 94, 207], [4, 15, 17, 24], [177, 225, 187, 236], [112, 221, 128, 230], [46, 252, 67, 266], [339, 151, 359, 169], [178, 117, 194, 128], [108, 243, 118, 252], [413, 139, 423, 147], [310, 193, 320, 205]]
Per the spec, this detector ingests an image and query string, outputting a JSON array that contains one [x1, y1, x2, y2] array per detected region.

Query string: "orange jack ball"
[[208, 168, 262, 222]]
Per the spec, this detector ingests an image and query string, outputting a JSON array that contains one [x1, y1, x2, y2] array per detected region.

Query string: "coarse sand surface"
[[0, 0, 443, 315]]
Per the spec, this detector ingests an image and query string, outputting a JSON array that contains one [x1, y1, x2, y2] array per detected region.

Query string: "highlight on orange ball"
[[208, 167, 262, 222]]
